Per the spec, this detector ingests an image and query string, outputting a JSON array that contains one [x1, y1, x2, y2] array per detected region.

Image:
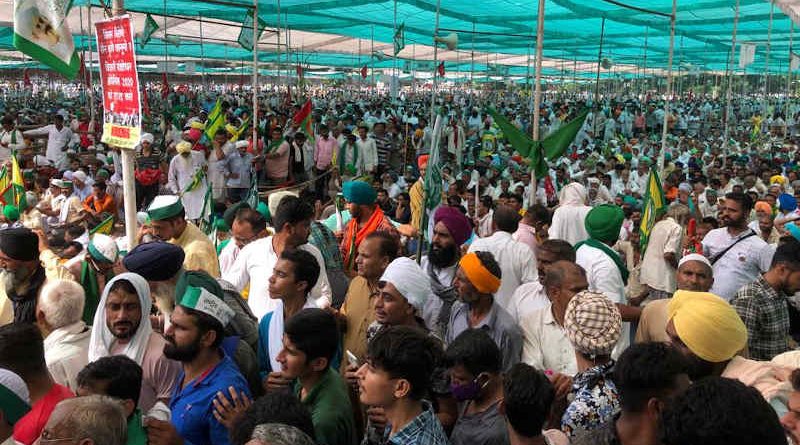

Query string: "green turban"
[[622, 152, 632, 161], [585, 204, 624, 243], [256, 201, 270, 222], [3, 205, 19, 222], [343, 181, 377, 205]]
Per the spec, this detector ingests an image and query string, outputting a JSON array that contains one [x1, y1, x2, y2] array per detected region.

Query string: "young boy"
[[355, 326, 448, 445], [278, 308, 356, 445]]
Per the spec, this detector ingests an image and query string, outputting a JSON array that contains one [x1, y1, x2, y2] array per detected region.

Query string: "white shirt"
[[575, 244, 630, 356], [222, 236, 332, 320], [0, 128, 24, 162], [356, 137, 378, 172], [507, 280, 550, 323], [218, 240, 241, 277], [468, 231, 538, 310], [25, 124, 73, 163], [44, 321, 91, 391], [639, 217, 683, 293], [703, 227, 773, 301], [520, 305, 577, 376]]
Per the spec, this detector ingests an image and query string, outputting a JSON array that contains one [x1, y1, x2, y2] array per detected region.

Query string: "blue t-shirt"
[[170, 352, 251, 445]]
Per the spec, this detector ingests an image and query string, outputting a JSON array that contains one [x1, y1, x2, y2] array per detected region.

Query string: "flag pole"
[[110, 0, 138, 248], [532, 0, 545, 142], [787, 22, 794, 119], [657, 0, 677, 174], [762, 0, 774, 117], [723, 0, 740, 151], [430, 0, 442, 127], [593, 16, 606, 137], [252, 0, 258, 158], [87, 4, 96, 128], [393, 0, 398, 100]]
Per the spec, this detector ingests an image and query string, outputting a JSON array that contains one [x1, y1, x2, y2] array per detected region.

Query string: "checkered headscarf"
[[564, 290, 621, 357]]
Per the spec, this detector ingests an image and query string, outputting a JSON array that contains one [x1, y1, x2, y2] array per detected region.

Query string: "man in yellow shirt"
[[147, 195, 220, 278]]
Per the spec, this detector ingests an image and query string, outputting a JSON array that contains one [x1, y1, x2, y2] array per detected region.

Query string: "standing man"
[[508, 239, 576, 323], [0, 116, 24, 163], [264, 127, 291, 186], [356, 124, 378, 177], [145, 272, 249, 445], [421, 206, 472, 340], [468, 206, 537, 310], [88, 273, 181, 416], [703, 192, 773, 301], [167, 141, 208, 221], [147, 195, 220, 278], [339, 181, 399, 277], [447, 251, 523, 371], [223, 141, 254, 204], [731, 238, 800, 360], [637, 205, 689, 302], [23, 114, 72, 166], [314, 124, 337, 201], [218, 207, 267, 277]]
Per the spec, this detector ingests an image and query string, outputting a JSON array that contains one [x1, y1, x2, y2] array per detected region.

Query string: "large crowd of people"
[[2, 80, 800, 445]]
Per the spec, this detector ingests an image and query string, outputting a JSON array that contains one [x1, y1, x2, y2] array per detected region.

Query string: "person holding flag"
[[167, 141, 207, 221], [264, 126, 291, 186]]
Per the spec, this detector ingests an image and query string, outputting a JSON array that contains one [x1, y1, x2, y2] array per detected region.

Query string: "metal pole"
[[787, 22, 793, 119], [87, 4, 95, 126], [594, 17, 606, 136], [252, 1, 258, 150], [430, 0, 442, 127], [199, 14, 205, 88], [723, 0, 740, 150], [371, 26, 375, 91], [393, 0, 398, 99], [533, 0, 545, 142], [471, 21, 475, 99], [110, 0, 138, 249], [658, 0, 677, 174], [276, 0, 282, 94], [763, 0, 773, 116]]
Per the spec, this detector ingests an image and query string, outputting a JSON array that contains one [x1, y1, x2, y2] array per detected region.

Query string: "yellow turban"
[[176, 141, 193, 154], [667, 290, 747, 363], [189, 121, 206, 130], [770, 175, 786, 186]]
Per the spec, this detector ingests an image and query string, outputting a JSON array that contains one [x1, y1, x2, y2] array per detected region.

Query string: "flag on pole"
[[360, 65, 368, 79], [141, 84, 150, 117], [245, 168, 259, 208], [238, 9, 266, 51], [486, 107, 589, 178], [89, 215, 114, 235], [204, 99, 225, 140], [293, 100, 314, 142], [22, 68, 31, 86], [1, 153, 27, 211], [639, 168, 667, 255], [296, 64, 304, 78], [13, 0, 80, 79], [141, 14, 159, 48], [437, 61, 445, 77], [199, 184, 214, 234], [792, 52, 800, 71], [393, 22, 405, 55], [78, 54, 90, 86], [182, 168, 205, 194], [739, 43, 756, 69], [229, 116, 250, 142], [0, 167, 9, 195], [161, 72, 170, 99]]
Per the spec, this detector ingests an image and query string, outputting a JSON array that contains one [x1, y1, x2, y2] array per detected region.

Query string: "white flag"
[[792, 53, 800, 71], [13, 0, 80, 79], [739, 43, 756, 69]]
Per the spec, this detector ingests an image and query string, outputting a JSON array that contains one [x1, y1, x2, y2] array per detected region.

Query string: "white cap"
[[678, 253, 712, 269], [72, 171, 87, 183]]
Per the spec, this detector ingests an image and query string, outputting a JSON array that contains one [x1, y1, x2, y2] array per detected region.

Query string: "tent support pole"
[[658, 0, 677, 174], [723, 0, 740, 151], [533, 0, 544, 142], [252, 1, 258, 152], [593, 16, 605, 136], [763, 0, 773, 117], [787, 22, 793, 119], [430, 0, 442, 126]]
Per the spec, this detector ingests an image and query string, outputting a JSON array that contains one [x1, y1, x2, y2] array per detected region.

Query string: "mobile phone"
[[346, 350, 360, 368]]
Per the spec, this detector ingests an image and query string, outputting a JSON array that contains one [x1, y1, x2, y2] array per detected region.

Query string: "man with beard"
[[702, 192, 773, 301], [446, 251, 522, 371], [121, 242, 185, 332], [0, 228, 48, 325], [421, 206, 472, 340], [145, 271, 249, 445], [147, 195, 220, 278], [167, 141, 207, 220], [338, 181, 399, 277], [666, 290, 789, 407], [87, 273, 181, 418], [635, 254, 714, 343]]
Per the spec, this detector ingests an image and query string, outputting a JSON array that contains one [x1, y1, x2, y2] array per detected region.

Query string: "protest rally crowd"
[[3, 81, 800, 445]]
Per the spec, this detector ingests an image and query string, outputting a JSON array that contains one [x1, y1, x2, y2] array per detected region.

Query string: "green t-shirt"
[[294, 367, 358, 445], [127, 410, 147, 445]]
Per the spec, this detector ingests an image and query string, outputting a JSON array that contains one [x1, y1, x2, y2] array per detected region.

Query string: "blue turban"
[[779, 193, 797, 212], [343, 181, 377, 205], [123, 241, 185, 281]]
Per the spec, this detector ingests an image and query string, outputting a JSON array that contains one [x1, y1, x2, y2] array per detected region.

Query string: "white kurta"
[[44, 321, 91, 391], [218, 240, 240, 277], [468, 231, 538, 311], [575, 244, 630, 357], [548, 183, 591, 246], [208, 142, 233, 201], [167, 152, 207, 220]]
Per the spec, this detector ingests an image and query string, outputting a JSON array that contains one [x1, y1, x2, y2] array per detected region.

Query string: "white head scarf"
[[88, 273, 153, 364], [559, 182, 588, 206], [379, 257, 432, 313]]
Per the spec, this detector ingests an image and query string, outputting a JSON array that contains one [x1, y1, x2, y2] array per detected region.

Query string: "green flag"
[[394, 23, 405, 55], [486, 107, 588, 177], [204, 99, 225, 141], [639, 168, 667, 256], [13, 0, 80, 79], [238, 9, 267, 51], [141, 14, 159, 48], [246, 168, 259, 209]]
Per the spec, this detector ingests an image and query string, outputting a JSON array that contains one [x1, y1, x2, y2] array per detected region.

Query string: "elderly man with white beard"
[[0, 228, 57, 325], [167, 141, 207, 221]]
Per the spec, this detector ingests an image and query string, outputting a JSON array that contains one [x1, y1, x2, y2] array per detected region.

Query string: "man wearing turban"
[[166, 140, 208, 220], [447, 251, 522, 371], [339, 181, 399, 277], [575, 204, 632, 355], [666, 290, 789, 406], [420, 206, 473, 339], [0, 228, 53, 325]]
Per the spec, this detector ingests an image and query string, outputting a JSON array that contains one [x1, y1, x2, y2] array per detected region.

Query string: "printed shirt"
[[385, 400, 449, 445], [170, 352, 250, 445], [731, 275, 791, 360], [561, 361, 619, 437]]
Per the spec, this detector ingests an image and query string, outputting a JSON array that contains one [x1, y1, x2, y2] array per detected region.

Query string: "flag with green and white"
[[639, 167, 667, 255], [204, 99, 225, 141], [238, 9, 267, 51], [141, 14, 159, 48], [394, 23, 405, 55], [13, 0, 80, 79]]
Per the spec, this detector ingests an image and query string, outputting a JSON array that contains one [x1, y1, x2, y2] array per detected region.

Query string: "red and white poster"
[[95, 15, 141, 149]]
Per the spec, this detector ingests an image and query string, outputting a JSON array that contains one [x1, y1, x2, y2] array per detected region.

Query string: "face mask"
[[450, 375, 487, 402]]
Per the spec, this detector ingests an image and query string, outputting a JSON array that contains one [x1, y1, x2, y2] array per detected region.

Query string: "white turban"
[[678, 253, 712, 269], [268, 191, 299, 218], [379, 257, 431, 313], [140, 133, 154, 144]]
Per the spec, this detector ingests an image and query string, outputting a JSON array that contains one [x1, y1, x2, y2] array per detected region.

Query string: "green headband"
[[87, 239, 117, 264], [147, 200, 184, 221]]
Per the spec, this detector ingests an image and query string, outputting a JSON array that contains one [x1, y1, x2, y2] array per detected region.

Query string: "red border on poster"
[[95, 15, 141, 149]]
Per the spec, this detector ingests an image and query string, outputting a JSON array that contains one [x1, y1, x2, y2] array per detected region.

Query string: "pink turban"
[[433, 206, 472, 246]]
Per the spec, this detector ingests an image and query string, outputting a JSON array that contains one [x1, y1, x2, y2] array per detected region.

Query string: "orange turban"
[[418, 155, 430, 169], [459, 252, 501, 294]]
